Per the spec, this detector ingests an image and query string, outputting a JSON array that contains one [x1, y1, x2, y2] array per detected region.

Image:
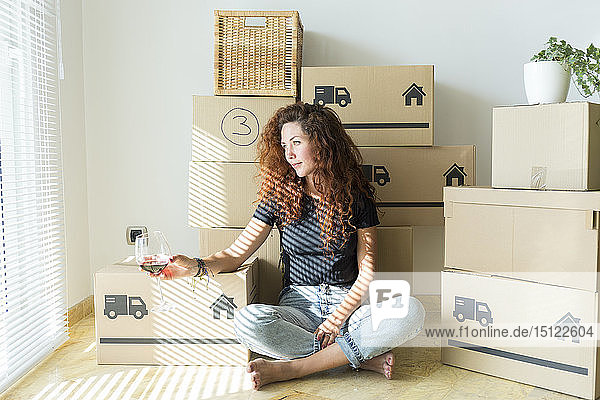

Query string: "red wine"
[[140, 261, 168, 274]]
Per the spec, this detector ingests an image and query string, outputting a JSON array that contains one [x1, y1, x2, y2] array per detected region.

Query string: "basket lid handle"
[[244, 16, 266, 28]]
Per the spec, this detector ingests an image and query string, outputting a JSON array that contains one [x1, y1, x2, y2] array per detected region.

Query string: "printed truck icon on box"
[[313, 86, 351, 107], [104, 294, 148, 320], [361, 164, 390, 186], [453, 296, 493, 327]]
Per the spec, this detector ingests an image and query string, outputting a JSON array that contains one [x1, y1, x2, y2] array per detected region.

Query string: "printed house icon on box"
[[553, 312, 581, 344], [402, 83, 426, 106], [444, 163, 467, 186], [210, 294, 237, 319]]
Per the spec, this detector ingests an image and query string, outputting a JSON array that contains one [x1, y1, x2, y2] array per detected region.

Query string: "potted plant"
[[524, 37, 600, 104]]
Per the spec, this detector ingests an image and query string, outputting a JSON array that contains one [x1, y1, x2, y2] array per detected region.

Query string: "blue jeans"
[[233, 284, 425, 368]]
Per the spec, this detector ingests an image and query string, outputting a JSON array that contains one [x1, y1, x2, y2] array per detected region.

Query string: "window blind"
[[0, 0, 67, 393]]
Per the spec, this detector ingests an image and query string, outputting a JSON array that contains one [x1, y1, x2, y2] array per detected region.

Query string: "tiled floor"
[[0, 296, 578, 400]]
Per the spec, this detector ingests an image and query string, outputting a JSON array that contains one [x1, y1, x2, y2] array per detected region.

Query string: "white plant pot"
[[523, 61, 571, 104]]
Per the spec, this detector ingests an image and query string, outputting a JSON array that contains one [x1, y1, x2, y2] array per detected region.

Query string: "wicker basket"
[[214, 10, 303, 98]]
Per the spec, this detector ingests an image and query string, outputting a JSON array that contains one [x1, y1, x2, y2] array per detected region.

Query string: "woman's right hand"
[[150, 254, 198, 280]]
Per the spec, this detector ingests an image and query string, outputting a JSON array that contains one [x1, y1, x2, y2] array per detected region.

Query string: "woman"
[[158, 102, 425, 390]]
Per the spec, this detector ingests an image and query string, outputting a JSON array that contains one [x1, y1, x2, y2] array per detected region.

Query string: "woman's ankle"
[[283, 359, 305, 380]]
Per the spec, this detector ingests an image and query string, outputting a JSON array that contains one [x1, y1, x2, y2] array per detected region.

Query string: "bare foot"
[[246, 358, 296, 390], [360, 351, 394, 379]]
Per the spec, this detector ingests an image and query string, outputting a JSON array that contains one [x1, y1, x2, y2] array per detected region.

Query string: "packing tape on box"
[[530, 166, 547, 189]]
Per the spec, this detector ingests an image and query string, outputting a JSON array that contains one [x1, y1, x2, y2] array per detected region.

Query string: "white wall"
[[60, 0, 91, 306], [76, 0, 600, 295]]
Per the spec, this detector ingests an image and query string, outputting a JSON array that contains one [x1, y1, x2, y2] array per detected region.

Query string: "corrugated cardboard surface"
[[378, 207, 443, 226], [442, 269, 599, 399], [377, 226, 413, 273], [444, 185, 600, 210], [198, 227, 282, 305], [94, 258, 258, 365], [192, 96, 294, 162], [412, 226, 444, 295], [188, 161, 259, 228], [360, 146, 475, 226], [301, 65, 434, 146], [492, 102, 600, 190], [189, 147, 475, 228], [444, 186, 600, 291], [590, 103, 600, 191]]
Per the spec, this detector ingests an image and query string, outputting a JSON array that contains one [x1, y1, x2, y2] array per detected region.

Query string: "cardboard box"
[[377, 226, 413, 273], [301, 65, 434, 146], [198, 228, 282, 305], [192, 96, 294, 162], [492, 102, 600, 190], [444, 186, 600, 292], [360, 146, 476, 226], [442, 269, 600, 400], [376, 226, 413, 290], [94, 257, 258, 365], [188, 161, 258, 228], [412, 226, 444, 295], [189, 146, 475, 228]]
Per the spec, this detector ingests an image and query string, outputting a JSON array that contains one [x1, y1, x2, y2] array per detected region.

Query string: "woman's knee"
[[409, 296, 426, 330], [233, 304, 277, 338], [367, 296, 425, 345], [397, 296, 425, 343]]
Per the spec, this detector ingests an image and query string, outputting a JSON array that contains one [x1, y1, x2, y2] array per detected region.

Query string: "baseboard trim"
[[68, 295, 94, 327]]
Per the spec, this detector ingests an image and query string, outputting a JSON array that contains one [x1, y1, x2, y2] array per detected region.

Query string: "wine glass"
[[135, 231, 175, 312]]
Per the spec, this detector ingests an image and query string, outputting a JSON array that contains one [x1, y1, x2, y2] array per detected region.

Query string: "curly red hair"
[[256, 102, 377, 251]]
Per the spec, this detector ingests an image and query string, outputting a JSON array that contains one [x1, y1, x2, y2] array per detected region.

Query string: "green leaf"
[[531, 37, 600, 96]]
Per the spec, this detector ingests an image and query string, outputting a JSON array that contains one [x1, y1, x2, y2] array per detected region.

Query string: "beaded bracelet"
[[191, 258, 215, 293], [193, 258, 210, 278]]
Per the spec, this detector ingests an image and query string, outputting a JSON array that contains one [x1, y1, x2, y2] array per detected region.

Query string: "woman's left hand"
[[314, 317, 343, 349]]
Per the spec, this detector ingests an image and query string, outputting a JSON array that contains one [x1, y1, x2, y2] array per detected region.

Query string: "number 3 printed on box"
[[221, 108, 260, 146]]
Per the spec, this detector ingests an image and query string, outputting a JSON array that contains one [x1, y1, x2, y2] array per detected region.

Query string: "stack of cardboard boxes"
[[95, 11, 303, 366], [300, 66, 476, 281], [189, 11, 304, 307], [188, 96, 291, 305], [442, 102, 600, 399], [95, 9, 482, 367]]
